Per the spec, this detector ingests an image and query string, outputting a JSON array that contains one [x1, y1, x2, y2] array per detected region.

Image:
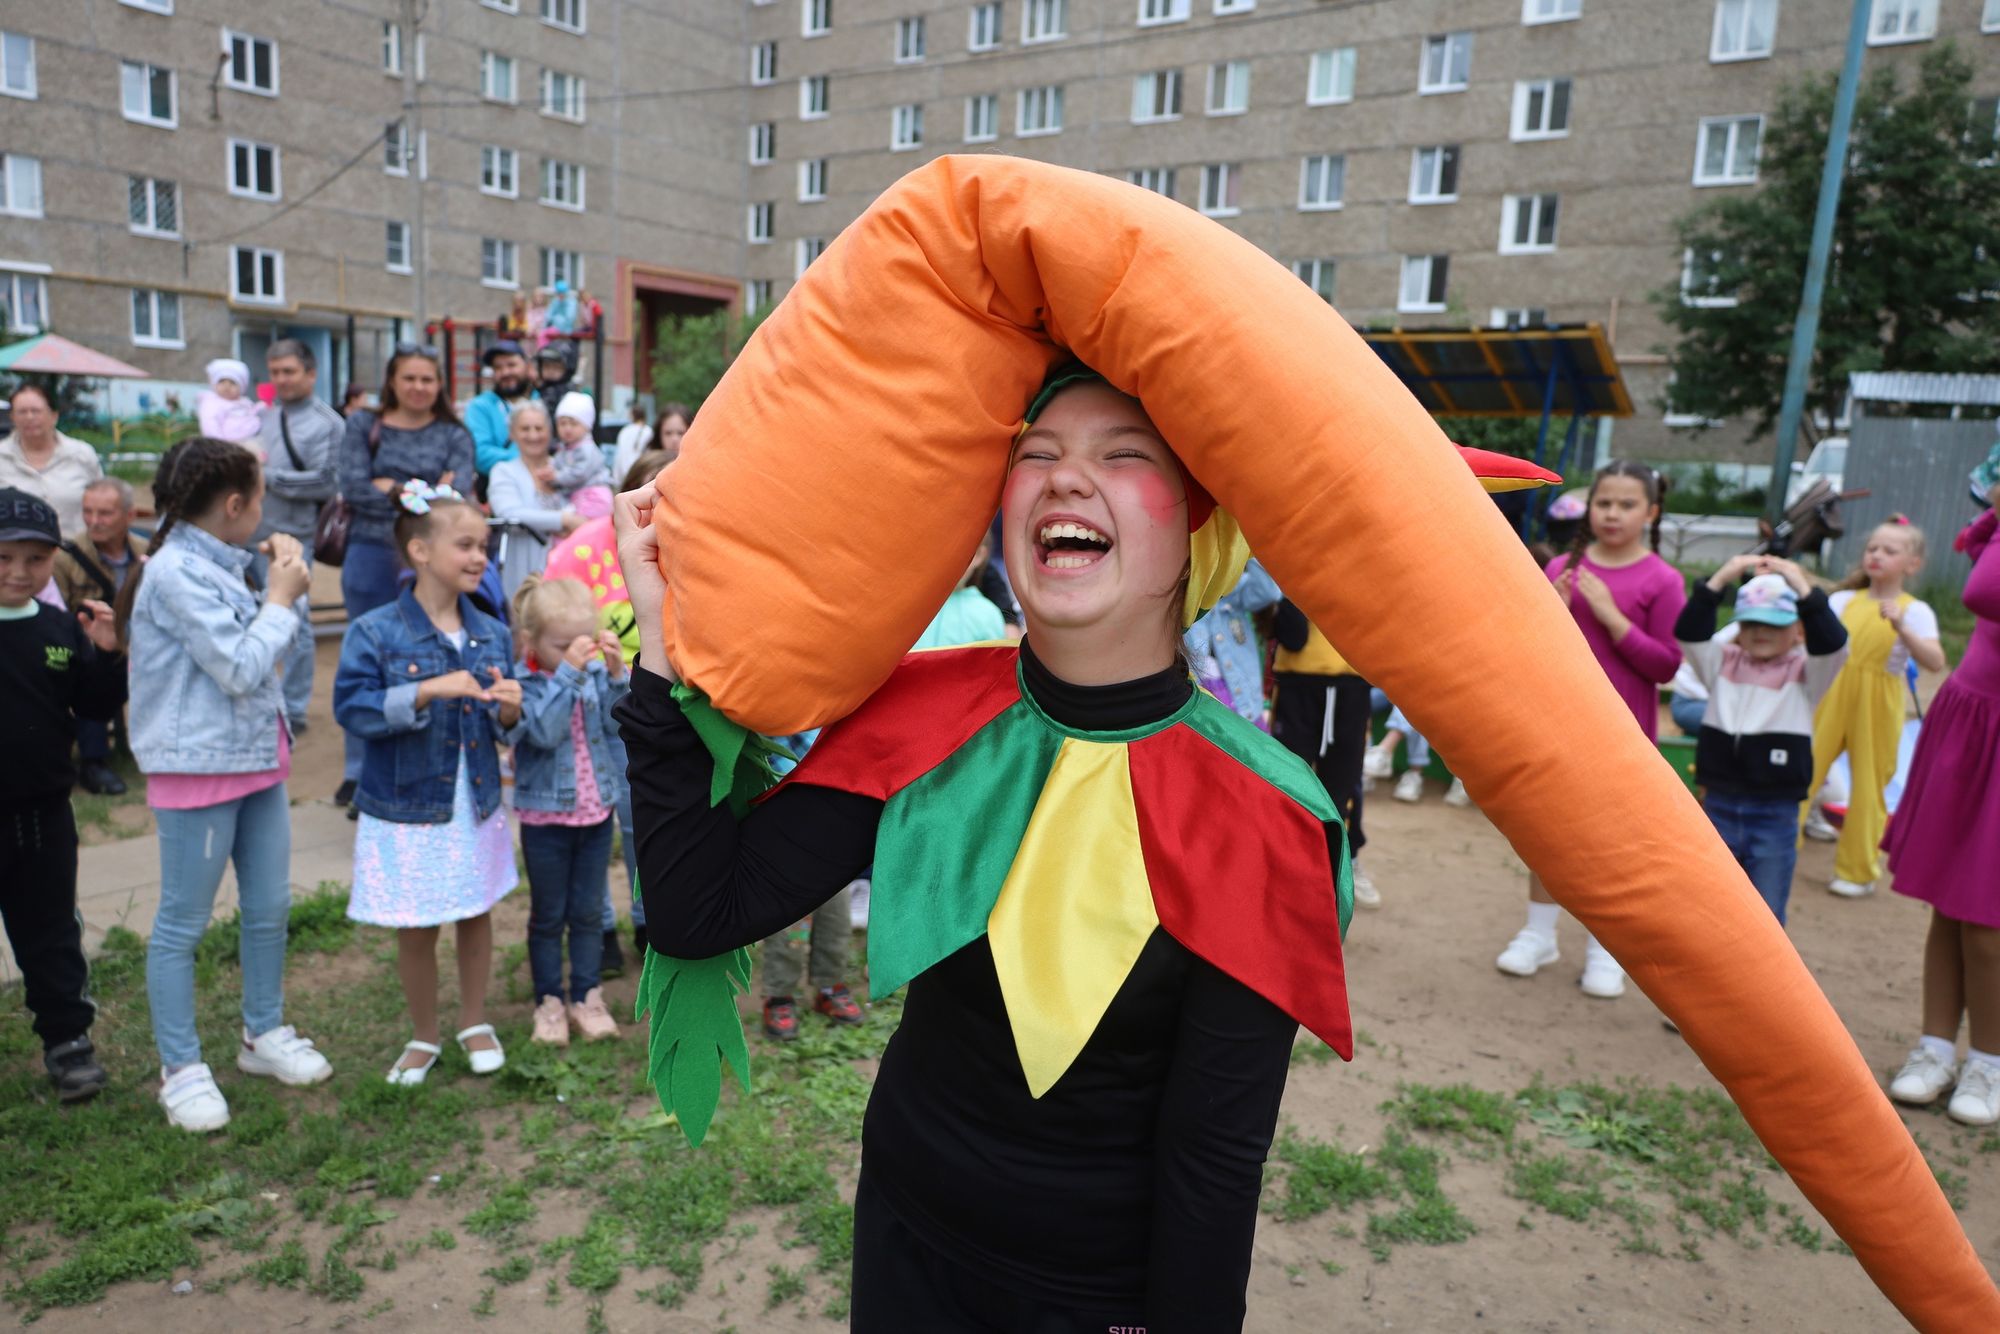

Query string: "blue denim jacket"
[[333, 588, 514, 823], [506, 658, 630, 813], [1183, 559, 1281, 724], [128, 522, 300, 775]]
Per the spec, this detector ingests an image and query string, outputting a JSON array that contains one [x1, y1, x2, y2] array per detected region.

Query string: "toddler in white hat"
[[551, 391, 612, 517], [196, 358, 264, 449]]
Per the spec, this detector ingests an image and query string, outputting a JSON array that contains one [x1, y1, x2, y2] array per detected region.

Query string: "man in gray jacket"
[[255, 339, 341, 734]]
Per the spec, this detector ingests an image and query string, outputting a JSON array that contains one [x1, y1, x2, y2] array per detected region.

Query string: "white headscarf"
[[205, 358, 251, 391]]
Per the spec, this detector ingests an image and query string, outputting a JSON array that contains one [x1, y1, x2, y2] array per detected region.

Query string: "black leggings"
[[0, 798, 93, 1048], [849, 1174, 1148, 1333], [1270, 672, 1369, 855]]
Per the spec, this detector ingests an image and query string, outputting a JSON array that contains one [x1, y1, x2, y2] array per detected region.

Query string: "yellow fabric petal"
[[987, 738, 1160, 1098], [1185, 508, 1250, 628]]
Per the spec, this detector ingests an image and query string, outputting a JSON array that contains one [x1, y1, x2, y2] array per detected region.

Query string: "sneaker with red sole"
[[763, 997, 800, 1042], [815, 984, 866, 1027]]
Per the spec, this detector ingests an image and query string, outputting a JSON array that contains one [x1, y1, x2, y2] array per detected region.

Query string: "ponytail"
[[1560, 460, 1668, 598]]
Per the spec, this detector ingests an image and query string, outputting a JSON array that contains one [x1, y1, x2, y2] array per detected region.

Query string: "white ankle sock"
[[1525, 902, 1560, 942], [1919, 1035, 1958, 1065], [1583, 933, 1618, 967], [1968, 1046, 2000, 1071]]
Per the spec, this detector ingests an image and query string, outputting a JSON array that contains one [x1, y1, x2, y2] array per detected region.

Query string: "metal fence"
[[1828, 412, 1998, 592]]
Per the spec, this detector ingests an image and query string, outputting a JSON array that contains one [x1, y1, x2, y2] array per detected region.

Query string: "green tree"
[[649, 307, 769, 411], [1655, 44, 2000, 442]]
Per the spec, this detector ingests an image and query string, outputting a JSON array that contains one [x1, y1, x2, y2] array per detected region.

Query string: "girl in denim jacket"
[[122, 437, 333, 1133], [507, 575, 628, 1045], [333, 484, 523, 1085]]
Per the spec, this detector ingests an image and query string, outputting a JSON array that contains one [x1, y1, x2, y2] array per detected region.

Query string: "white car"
[[1785, 436, 1846, 507]]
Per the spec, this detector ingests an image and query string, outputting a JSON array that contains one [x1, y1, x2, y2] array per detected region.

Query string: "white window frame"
[[1206, 60, 1250, 116], [229, 246, 284, 306], [1308, 48, 1355, 106], [796, 236, 826, 277], [1408, 145, 1460, 204], [0, 266, 49, 335], [799, 157, 828, 201], [1522, 0, 1581, 25], [1711, 0, 1779, 61], [748, 201, 774, 243], [1680, 247, 1738, 308], [1198, 162, 1240, 217], [1868, 0, 1936, 45], [1022, 0, 1066, 44], [480, 145, 519, 198], [481, 52, 517, 103], [896, 16, 926, 63], [1986, 0, 2000, 33], [128, 175, 178, 237], [1499, 193, 1560, 254], [540, 0, 586, 34], [892, 103, 924, 151], [227, 138, 281, 200], [0, 31, 33, 100], [221, 29, 279, 97], [1128, 166, 1176, 197], [540, 246, 583, 290], [386, 220, 412, 274], [1139, 0, 1190, 25], [381, 23, 426, 79], [965, 93, 999, 142], [970, 3, 1003, 51], [803, 0, 832, 38], [482, 237, 520, 289], [0, 153, 42, 218], [540, 158, 585, 211], [1511, 78, 1571, 140], [1017, 84, 1064, 136], [1418, 32, 1472, 95], [747, 279, 773, 314], [1693, 114, 1762, 185], [121, 0, 175, 12], [1132, 69, 1182, 124], [482, 0, 520, 10], [384, 123, 428, 179], [1398, 255, 1449, 313], [1214, 0, 1255, 13], [1293, 258, 1335, 303], [130, 287, 183, 348], [121, 60, 176, 127], [1489, 306, 1547, 330], [1298, 154, 1345, 211], [751, 41, 777, 85], [751, 122, 776, 165], [801, 75, 829, 119], [540, 69, 586, 122]]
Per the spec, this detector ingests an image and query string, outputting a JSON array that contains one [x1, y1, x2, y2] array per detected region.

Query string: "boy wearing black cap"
[[0, 487, 125, 1101]]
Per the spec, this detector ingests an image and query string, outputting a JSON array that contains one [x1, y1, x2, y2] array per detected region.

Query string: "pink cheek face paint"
[[1126, 465, 1185, 533]]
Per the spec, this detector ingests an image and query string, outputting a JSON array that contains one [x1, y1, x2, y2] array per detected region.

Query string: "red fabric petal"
[[1453, 445, 1561, 488], [1130, 726, 1353, 1058]]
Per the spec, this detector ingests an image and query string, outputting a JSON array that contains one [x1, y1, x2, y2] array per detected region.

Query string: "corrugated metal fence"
[[1828, 413, 1996, 592]]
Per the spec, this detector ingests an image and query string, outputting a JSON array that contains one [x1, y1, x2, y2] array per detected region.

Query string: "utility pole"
[[399, 0, 427, 336], [1768, 0, 1870, 519]]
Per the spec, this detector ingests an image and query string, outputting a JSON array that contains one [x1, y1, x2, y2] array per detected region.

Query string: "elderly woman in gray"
[[486, 399, 582, 603]]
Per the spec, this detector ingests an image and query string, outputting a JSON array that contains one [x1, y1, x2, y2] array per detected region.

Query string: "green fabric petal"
[[634, 945, 754, 1147], [670, 682, 789, 817]]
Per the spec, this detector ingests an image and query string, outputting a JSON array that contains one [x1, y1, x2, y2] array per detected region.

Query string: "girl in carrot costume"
[[1809, 518, 1945, 898]]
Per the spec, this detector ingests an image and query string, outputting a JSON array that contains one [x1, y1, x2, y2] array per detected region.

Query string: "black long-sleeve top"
[[616, 645, 1306, 1331], [1, 602, 126, 805]]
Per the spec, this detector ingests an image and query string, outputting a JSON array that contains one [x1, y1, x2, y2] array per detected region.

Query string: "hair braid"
[[114, 436, 262, 634]]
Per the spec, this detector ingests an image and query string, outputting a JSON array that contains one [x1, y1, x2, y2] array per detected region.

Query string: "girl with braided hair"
[[122, 436, 332, 1133]]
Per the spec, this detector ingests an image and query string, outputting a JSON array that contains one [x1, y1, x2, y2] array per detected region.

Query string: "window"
[[1500, 193, 1559, 253], [897, 16, 926, 61], [386, 220, 411, 273], [971, 3, 1003, 49], [803, 0, 832, 37], [1973, 96, 2000, 161], [0, 269, 47, 333], [130, 288, 182, 347], [482, 52, 516, 102], [229, 139, 280, 199], [801, 75, 829, 119], [800, 157, 828, 201], [221, 30, 278, 96], [230, 246, 283, 304], [129, 176, 178, 235], [1023, 0, 1066, 43], [1523, 0, 1581, 23], [540, 246, 582, 289], [1681, 247, 1738, 307], [121, 60, 175, 125], [1214, 0, 1255, 12], [540, 158, 585, 209], [1129, 166, 1176, 197], [483, 0, 520, 10], [796, 236, 827, 277], [1140, 0, 1190, 23], [1293, 259, 1335, 303], [1018, 85, 1063, 135], [747, 279, 773, 314], [1398, 255, 1449, 312], [1299, 154, 1345, 210], [1132, 70, 1182, 123], [752, 41, 777, 85], [893, 103, 924, 150], [1199, 163, 1240, 216], [1986, 0, 2000, 32], [1207, 61, 1250, 116], [1419, 33, 1472, 94], [1869, 0, 1936, 44], [481, 145, 519, 197], [381, 23, 425, 78], [0, 31, 32, 99], [1308, 48, 1355, 105], [751, 122, 776, 164], [1712, 0, 1778, 60], [0, 153, 41, 217], [1490, 306, 1547, 329], [1694, 115, 1761, 184], [482, 238, 519, 288], [121, 0, 174, 11], [541, 0, 586, 33], [1512, 78, 1571, 139], [749, 201, 774, 242], [1409, 145, 1460, 203], [541, 69, 585, 121], [965, 93, 998, 142], [384, 123, 428, 178]]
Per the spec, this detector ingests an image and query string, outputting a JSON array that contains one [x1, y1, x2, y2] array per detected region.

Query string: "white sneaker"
[[1948, 1058, 2000, 1126], [1828, 877, 1876, 898], [237, 1025, 333, 1087], [1579, 943, 1627, 999], [1351, 865, 1381, 909], [1495, 929, 1558, 977], [846, 878, 871, 929], [160, 1063, 231, 1133], [1393, 770, 1425, 804], [1362, 745, 1395, 780], [1803, 808, 1838, 842], [1888, 1047, 1957, 1105], [1443, 777, 1471, 808]]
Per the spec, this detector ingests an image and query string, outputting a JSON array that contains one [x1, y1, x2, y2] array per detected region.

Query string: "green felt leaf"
[[634, 945, 754, 1147], [670, 683, 789, 817]]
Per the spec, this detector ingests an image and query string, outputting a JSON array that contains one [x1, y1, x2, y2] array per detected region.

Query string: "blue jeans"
[[1368, 687, 1430, 767], [1703, 791, 1800, 924], [147, 782, 292, 1067], [523, 818, 612, 1001], [604, 789, 641, 931], [339, 538, 404, 781], [1670, 693, 1707, 737], [78, 717, 112, 761]]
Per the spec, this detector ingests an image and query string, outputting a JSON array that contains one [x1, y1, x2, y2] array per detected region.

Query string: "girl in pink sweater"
[[1495, 461, 1686, 998]]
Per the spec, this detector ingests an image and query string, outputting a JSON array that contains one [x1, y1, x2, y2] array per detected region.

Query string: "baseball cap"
[[0, 488, 59, 546], [482, 339, 525, 366], [1734, 573, 1799, 627]]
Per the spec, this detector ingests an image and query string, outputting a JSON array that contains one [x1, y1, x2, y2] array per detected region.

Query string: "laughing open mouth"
[[1037, 520, 1113, 570]]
